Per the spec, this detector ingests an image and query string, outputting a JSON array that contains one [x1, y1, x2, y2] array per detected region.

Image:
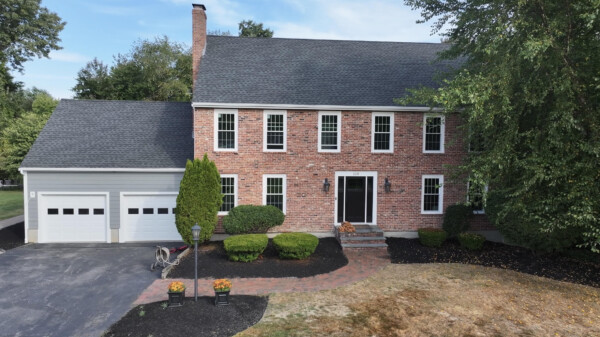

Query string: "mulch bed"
[[0, 222, 25, 251], [387, 237, 600, 288], [104, 295, 268, 337], [168, 238, 348, 279]]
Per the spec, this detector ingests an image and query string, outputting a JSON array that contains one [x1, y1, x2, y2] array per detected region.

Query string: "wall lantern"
[[322, 178, 330, 192], [384, 177, 392, 193]]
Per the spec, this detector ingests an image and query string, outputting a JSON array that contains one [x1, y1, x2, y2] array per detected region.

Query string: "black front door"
[[345, 177, 366, 222], [337, 175, 374, 223]]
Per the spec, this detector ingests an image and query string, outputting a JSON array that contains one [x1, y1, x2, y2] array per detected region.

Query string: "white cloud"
[[49, 51, 89, 63], [274, 0, 439, 42]]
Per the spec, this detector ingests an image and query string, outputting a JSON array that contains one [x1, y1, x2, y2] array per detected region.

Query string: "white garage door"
[[121, 193, 180, 242], [38, 193, 109, 243]]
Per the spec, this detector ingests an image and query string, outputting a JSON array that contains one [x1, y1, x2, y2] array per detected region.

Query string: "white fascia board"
[[20, 167, 185, 173], [192, 102, 444, 112]]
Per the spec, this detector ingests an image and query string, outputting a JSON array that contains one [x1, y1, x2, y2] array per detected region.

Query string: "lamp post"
[[191, 223, 202, 302]]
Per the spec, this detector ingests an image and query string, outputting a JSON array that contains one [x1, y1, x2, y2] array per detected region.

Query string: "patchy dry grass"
[[237, 264, 600, 337]]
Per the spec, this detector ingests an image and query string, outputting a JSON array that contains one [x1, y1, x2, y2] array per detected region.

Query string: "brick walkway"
[[133, 248, 390, 305]]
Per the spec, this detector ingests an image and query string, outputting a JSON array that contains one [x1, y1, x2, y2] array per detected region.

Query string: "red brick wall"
[[194, 108, 493, 233]]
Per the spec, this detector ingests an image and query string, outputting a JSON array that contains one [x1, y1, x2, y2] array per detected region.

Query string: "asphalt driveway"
[[0, 242, 178, 337]]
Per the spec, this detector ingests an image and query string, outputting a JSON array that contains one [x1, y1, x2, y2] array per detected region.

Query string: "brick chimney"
[[192, 4, 207, 88]]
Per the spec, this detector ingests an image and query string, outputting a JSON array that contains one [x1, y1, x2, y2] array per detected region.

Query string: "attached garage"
[[120, 193, 180, 242], [38, 192, 110, 243]]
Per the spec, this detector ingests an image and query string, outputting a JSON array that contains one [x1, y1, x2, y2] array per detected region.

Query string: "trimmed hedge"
[[273, 233, 319, 259], [457, 233, 486, 250], [442, 204, 472, 237], [223, 234, 268, 262], [222, 205, 285, 234], [418, 228, 448, 248]]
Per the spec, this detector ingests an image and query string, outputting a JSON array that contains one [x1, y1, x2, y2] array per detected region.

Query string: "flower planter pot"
[[214, 290, 230, 306], [168, 290, 185, 307]]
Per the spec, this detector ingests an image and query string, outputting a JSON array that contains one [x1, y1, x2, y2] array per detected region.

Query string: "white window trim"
[[318, 111, 341, 153], [467, 181, 488, 215], [421, 175, 444, 214], [213, 109, 238, 152], [263, 110, 287, 152], [423, 114, 445, 154], [371, 112, 394, 153], [218, 174, 238, 215], [262, 174, 287, 214]]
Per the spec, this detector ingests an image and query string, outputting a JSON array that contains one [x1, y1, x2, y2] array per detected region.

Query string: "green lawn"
[[0, 190, 24, 220]]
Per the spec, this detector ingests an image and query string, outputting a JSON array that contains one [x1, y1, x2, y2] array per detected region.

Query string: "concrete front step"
[[340, 236, 387, 246], [341, 243, 388, 249], [335, 224, 388, 250]]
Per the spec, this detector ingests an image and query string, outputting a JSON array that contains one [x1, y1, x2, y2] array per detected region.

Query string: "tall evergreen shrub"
[[175, 154, 222, 244]]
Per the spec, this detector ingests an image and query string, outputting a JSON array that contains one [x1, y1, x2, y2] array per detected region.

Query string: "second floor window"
[[318, 111, 341, 152], [372, 112, 394, 153], [423, 115, 445, 153], [214, 109, 238, 151], [264, 111, 287, 151]]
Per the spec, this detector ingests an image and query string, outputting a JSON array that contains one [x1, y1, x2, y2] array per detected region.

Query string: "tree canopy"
[[238, 20, 274, 37], [401, 0, 600, 252], [0, 90, 57, 178], [72, 37, 192, 101], [0, 0, 65, 72]]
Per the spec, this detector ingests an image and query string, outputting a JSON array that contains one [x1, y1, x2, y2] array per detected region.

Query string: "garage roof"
[[21, 99, 193, 169], [192, 36, 461, 107]]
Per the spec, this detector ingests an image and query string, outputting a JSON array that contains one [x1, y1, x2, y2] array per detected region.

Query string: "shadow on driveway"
[[0, 242, 183, 337]]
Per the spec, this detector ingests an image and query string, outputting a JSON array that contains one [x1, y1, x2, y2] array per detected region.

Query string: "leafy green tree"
[[0, 92, 56, 178], [238, 20, 273, 37], [175, 154, 222, 245], [72, 58, 112, 100], [401, 0, 600, 252], [0, 0, 65, 72], [72, 37, 192, 101]]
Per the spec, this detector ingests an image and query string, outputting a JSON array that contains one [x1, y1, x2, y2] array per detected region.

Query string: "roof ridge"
[[206, 35, 448, 45]]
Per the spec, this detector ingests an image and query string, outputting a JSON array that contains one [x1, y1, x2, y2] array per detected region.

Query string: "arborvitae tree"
[[175, 154, 222, 245]]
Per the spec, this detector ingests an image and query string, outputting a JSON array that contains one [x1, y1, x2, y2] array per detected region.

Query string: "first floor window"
[[422, 175, 443, 214], [219, 175, 237, 214], [263, 174, 286, 213], [423, 115, 445, 153], [214, 109, 238, 151], [467, 181, 487, 214]]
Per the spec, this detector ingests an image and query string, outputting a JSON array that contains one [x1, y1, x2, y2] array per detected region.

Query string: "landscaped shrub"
[[457, 233, 486, 250], [442, 204, 472, 237], [418, 228, 448, 248], [222, 205, 285, 234], [175, 154, 223, 245], [223, 234, 268, 262], [486, 190, 582, 253], [273, 232, 319, 259]]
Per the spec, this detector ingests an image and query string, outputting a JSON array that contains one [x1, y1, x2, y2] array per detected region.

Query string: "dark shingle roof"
[[192, 36, 460, 106], [21, 100, 193, 168]]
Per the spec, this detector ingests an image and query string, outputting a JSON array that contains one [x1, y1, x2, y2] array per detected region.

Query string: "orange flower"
[[213, 279, 232, 291], [168, 281, 186, 293]]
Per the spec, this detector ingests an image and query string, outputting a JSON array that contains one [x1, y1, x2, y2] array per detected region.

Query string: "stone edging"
[[161, 247, 192, 279]]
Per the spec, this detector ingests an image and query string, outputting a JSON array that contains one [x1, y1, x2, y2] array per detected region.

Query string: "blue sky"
[[14, 0, 441, 99]]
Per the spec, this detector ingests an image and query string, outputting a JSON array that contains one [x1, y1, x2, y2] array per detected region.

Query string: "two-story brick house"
[[19, 4, 493, 243]]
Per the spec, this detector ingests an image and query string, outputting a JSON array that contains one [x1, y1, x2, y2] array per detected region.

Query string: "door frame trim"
[[119, 192, 179, 243], [334, 171, 378, 226], [37, 192, 110, 243]]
